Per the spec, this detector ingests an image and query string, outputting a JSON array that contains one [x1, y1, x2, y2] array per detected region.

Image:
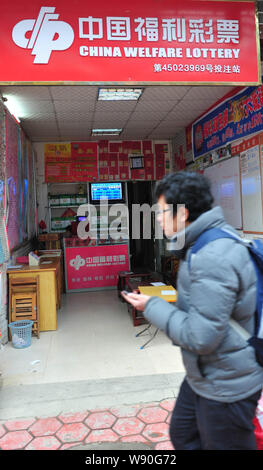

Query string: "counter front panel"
[[65, 243, 129, 291]]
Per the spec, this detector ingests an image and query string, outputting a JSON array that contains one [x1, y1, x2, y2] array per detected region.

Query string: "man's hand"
[[121, 292, 151, 312]]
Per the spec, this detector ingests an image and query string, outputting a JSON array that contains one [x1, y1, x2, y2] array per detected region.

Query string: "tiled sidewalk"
[[0, 399, 175, 450]]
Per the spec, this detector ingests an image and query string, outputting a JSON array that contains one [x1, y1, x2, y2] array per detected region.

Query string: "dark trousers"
[[170, 379, 261, 450]]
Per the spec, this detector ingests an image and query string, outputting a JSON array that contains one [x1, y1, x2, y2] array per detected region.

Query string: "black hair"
[[155, 171, 214, 222]]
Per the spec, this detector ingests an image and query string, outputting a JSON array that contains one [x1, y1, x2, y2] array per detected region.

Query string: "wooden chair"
[[9, 277, 40, 339]]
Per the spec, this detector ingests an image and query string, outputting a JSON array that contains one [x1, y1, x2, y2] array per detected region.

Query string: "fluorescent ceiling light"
[[92, 129, 122, 136], [98, 88, 143, 101], [3, 96, 23, 122]]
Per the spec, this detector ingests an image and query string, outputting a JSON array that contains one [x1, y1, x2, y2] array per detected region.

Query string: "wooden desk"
[[125, 274, 164, 326], [7, 255, 62, 332]]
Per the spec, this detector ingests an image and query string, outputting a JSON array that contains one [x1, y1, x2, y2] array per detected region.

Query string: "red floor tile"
[[140, 402, 159, 408], [0, 399, 177, 450], [85, 412, 116, 430], [138, 406, 168, 424], [56, 423, 89, 443], [143, 422, 170, 442], [85, 429, 119, 443], [4, 418, 36, 431], [120, 434, 150, 444], [60, 442, 82, 450], [0, 430, 32, 450], [29, 418, 62, 437], [160, 399, 176, 412], [26, 436, 61, 450], [59, 411, 89, 424], [0, 425, 6, 438], [113, 417, 145, 436]]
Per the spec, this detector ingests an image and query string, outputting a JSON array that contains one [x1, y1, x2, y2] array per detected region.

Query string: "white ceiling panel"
[[54, 101, 95, 114], [59, 122, 93, 129], [18, 101, 55, 117], [135, 100, 177, 112], [55, 114, 94, 124], [95, 101, 137, 112], [93, 112, 131, 122], [127, 118, 161, 124], [0, 84, 236, 141], [142, 86, 190, 101], [183, 86, 234, 101], [50, 86, 98, 101], [126, 123, 159, 130], [154, 122, 181, 130], [93, 120, 126, 126], [131, 110, 170, 120], [0, 86, 51, 101]]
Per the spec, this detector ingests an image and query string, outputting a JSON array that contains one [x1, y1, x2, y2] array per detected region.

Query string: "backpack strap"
[[188, 227, 253, 341], [188, 228, 239, 270]]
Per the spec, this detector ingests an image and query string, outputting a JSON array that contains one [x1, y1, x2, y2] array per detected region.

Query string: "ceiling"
[[0, 85, 236, 142]]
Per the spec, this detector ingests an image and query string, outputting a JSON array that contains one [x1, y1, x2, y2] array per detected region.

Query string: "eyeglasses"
[[156, 208, 172, 216]]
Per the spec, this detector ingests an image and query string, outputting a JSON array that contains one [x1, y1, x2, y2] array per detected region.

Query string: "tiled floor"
[[0, 290, 183, 450], [0, 399, 176, 450], [0, 291, 184, 387]]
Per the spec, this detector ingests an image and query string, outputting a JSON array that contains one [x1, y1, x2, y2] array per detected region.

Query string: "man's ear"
[[176, 205, 189, 232], [177, 205, 189, 222]]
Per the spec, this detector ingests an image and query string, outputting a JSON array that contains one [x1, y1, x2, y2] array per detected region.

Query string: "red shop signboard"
[[0, 0, 260, 84], [65, 244, 129, 290]]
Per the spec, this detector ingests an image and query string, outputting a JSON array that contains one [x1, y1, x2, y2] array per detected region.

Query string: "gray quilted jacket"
[[144, 206, 263, 402]]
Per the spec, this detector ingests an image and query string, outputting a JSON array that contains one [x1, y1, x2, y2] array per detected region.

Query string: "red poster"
[[71, 142, 98, 180], [45, 161, 73, 182], [71, 142, 97, 158], [130, 141, 142, 154], [99, 153, 109, 167], [109, 153, 119, 176], [72, 160, 98, 181], [122, 142, 131, 154], [98, 140, 109, 153], [44, 143, 71, 159], [119, 154, 129, 180], [232, 134, 259, 155], [156, 154, 165, 180], [98, 153, 109, 180], [109, 142, 122, 153], [0, 1, 259, 84], [66, 244, 129, 290], [131, 168, 145, 180], [99, 167, 109, 180], [144, 155, 154, 180], [155, 143, 169, 155], [174, 153, 186, 171], [143, 141, 153, 154], [186, 125, 192, 152]]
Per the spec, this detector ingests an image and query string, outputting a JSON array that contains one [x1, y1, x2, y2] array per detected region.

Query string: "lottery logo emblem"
[[70, 255, 85, 271], [12, 6, 74, 64]]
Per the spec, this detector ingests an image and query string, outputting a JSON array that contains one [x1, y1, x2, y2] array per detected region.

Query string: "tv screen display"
[[90, 183, 123, 202]]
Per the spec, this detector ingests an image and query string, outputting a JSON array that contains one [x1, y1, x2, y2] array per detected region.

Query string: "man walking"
[[122, 171, 263, 450]]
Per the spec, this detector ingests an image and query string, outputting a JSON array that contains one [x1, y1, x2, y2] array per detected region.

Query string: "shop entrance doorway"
[[127, 181, 155, 271]]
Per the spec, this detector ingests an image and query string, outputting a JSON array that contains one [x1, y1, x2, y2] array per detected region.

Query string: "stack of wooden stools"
[[9, 276, 40, 340]]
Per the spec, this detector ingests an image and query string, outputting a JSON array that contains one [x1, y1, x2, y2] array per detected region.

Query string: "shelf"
[[92, 203, 127, 206], [45, 202, 80, 209], [47, 182, 84, 185]]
